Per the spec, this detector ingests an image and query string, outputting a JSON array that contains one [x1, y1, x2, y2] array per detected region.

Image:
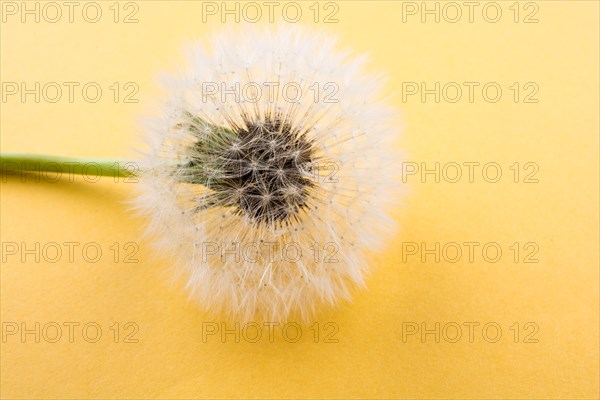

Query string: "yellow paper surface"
[[1, 1, 598, 398]]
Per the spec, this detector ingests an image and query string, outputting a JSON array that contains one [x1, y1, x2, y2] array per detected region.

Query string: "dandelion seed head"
[[135, 24, 403, 322]]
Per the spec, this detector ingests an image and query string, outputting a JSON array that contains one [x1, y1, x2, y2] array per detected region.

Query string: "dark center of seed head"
[[185, 115, 316, 225]]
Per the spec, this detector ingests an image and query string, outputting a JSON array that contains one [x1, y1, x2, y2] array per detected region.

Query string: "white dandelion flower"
[[135, 24, 403, 322]]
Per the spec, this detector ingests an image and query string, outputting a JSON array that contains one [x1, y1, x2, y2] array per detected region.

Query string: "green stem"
[[0, 153, 138, 178]]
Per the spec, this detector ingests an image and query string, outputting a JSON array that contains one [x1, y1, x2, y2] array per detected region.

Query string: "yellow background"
[[1, 1, 598, 398]]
